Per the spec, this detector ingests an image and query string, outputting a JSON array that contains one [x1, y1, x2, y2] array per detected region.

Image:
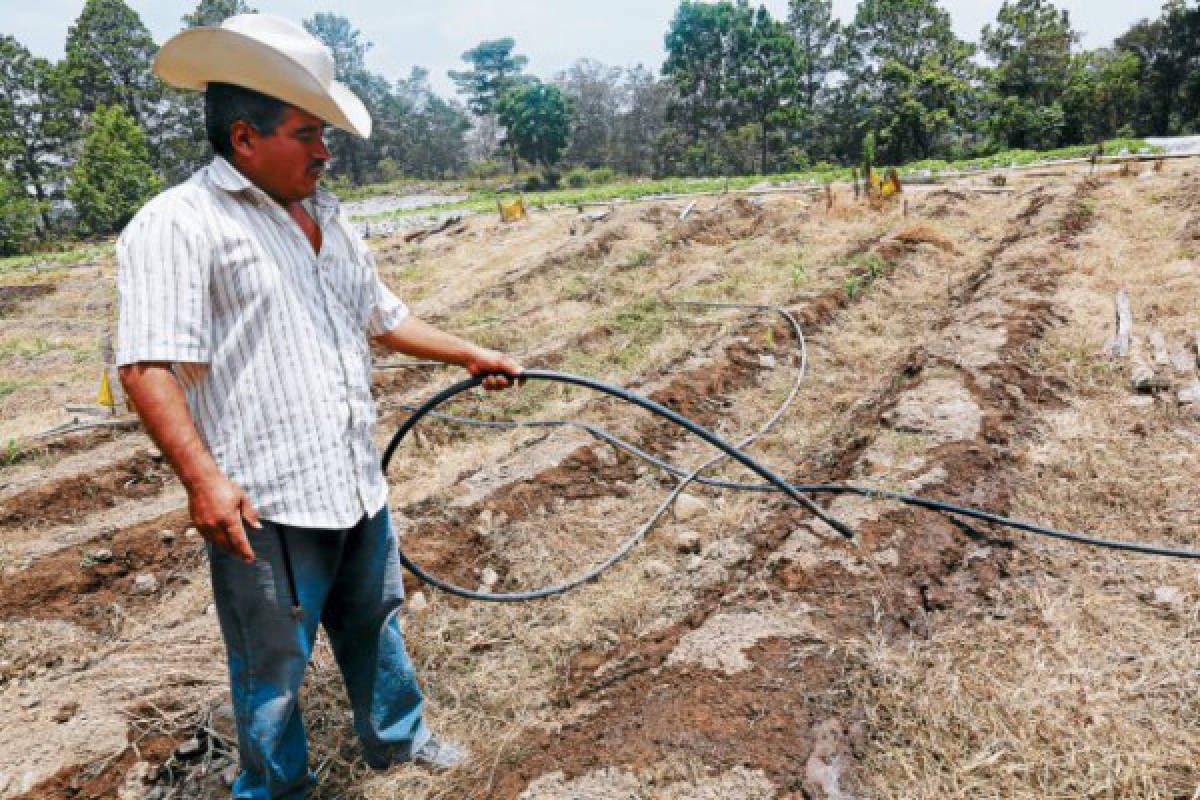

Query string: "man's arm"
[[372, 316, 523, 390], [119, 363, 260, 563]]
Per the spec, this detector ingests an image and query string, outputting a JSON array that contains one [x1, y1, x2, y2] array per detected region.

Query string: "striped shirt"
[[116, 156, 409, 529]]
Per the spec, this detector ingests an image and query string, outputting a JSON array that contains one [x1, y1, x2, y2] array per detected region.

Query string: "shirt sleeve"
[[364, 248, 409, 337], [115, 196, 213, 366]]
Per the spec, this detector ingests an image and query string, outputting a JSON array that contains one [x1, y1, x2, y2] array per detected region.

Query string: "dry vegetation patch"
[[5, 170, 1200, 799]]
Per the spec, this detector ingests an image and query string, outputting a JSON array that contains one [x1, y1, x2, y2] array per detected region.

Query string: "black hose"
[[383, 369, 1200, 602], [382, 368, 852, 602]]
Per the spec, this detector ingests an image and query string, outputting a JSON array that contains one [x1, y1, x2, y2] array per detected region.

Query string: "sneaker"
[[411, 737, 467, 771]]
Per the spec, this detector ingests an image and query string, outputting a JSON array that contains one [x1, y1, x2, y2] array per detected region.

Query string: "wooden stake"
[[1107, 289, 1133, 358]]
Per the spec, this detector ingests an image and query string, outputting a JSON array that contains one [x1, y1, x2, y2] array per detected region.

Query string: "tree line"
[[1, 0, 1198, 254]]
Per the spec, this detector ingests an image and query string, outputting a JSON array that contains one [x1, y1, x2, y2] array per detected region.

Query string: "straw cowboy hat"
[[154, 14, 372, 139]]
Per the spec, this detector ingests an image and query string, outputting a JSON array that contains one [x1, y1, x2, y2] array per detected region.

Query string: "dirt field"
[[1, 163, 1198, 799]]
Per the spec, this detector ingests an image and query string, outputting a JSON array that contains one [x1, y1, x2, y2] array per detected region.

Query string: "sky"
[[1, 0, 1165, 99]]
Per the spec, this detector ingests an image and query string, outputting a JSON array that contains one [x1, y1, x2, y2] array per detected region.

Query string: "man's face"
[[233, 105, 331, 204]]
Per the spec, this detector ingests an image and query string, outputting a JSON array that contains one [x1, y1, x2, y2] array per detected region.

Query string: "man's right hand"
[[187, 473, 261, 563]]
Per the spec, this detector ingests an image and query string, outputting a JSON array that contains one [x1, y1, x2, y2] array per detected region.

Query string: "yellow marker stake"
[[97, 368, 116, 409]]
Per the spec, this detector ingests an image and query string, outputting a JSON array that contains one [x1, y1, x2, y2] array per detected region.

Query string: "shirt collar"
[[208, 155, 258, 195], [208, 156, 340, 220]]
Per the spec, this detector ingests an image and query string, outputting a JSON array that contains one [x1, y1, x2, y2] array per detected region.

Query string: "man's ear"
[[229, 120, 257, 161]]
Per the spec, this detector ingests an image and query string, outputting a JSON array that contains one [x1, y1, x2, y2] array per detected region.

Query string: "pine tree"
[[0, 35, 75, 233], [62, 0, 159, 125], [0, 170, 41, 256], [981, 0, 1079, 148], [836, 0, 978, 163], [182, 0, 256, 28], [68, 105, 161, 235]]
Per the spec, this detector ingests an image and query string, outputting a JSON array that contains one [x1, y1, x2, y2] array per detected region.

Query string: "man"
[[116, 15, 521, 799]]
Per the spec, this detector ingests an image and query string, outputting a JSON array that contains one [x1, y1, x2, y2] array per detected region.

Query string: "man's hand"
[[187, 472, 261, 563], [372, 316, 524, 390], [464, 347, 524, 391], [119, 362, 261, 564]]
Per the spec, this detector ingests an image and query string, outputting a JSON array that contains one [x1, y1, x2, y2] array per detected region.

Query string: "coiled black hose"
[[382, 369, 1200, 603]]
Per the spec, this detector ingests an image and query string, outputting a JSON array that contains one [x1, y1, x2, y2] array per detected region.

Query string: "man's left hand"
[[465, 348, 524, 391]]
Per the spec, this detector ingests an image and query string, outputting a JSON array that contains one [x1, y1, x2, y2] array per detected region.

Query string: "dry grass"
[[8, 167, 1200, 799], [849, 578, 1200, 799], [842, 166, 1200, 799]]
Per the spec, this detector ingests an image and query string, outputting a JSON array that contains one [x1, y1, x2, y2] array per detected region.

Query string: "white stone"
[[872, 548, 900, 567], [684, 555, 705, 573], [222, 763, 238, 788], [158, 530, 176, 544], [758, 353, 777, 369], [1150, 331, 1171, 366], [1178, 383, 1200, 405], [480, 567, 499, 587], [89, 548, 114, 563], [1152, 586, 1184, 611], [184, 527, 200, 540], [640, 559, 672, 579], [673, 493, 707, 521], [1130, 363, 1157, 391], [674, 530, 702, 554], [176, 737, 204, 758], [590, 444, 619, 466], [131, 573, 159, 595], [408, 591, 428, 612]]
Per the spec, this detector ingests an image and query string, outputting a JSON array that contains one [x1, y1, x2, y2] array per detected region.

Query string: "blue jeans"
[[208, 507, 429, 799]]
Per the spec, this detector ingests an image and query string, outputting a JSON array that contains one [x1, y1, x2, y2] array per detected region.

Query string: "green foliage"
[[623, 249, 652, 268], [466, 159, 507, 181], [0, 171, 42, 256], [449, 38, 530, 117], [182, 0, 256, 28], [1115, 1, 1200, 136], [836, 0, 979, 165], [304, 19, 470, 184], [788, 0, 839, 113], [558, 59, 623, 168], [67, 105, 161, 236], [0, 379, 28, 399], [390, 67, 471, 180], [981, 0, 1078, 150], [613, 298, 668, 350], [564, 167, 620, 188], [789, 257, 808, 287], [0, 242, 113, 276], [496, 81, 572, 174], [3, 438, 25, 466], [0, 335, 56, 359], [0, 35, 75, 237], [661, 1, 802, 174], [1062, 48, 1141, 143], [63, 0, 158, 123]]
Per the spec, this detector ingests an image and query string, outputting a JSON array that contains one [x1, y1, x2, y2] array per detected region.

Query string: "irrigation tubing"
[[383, 369, 1200, 604], [383, 301, 1200, 602]]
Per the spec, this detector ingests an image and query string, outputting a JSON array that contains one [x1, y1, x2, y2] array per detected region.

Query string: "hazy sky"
[[2, 0, 1164, 98]]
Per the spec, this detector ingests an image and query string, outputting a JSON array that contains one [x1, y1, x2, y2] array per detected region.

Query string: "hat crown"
[[221, 14, 334, 87]]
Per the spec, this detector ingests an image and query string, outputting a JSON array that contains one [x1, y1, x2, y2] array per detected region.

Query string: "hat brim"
[[154, 27, 372, 139]]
